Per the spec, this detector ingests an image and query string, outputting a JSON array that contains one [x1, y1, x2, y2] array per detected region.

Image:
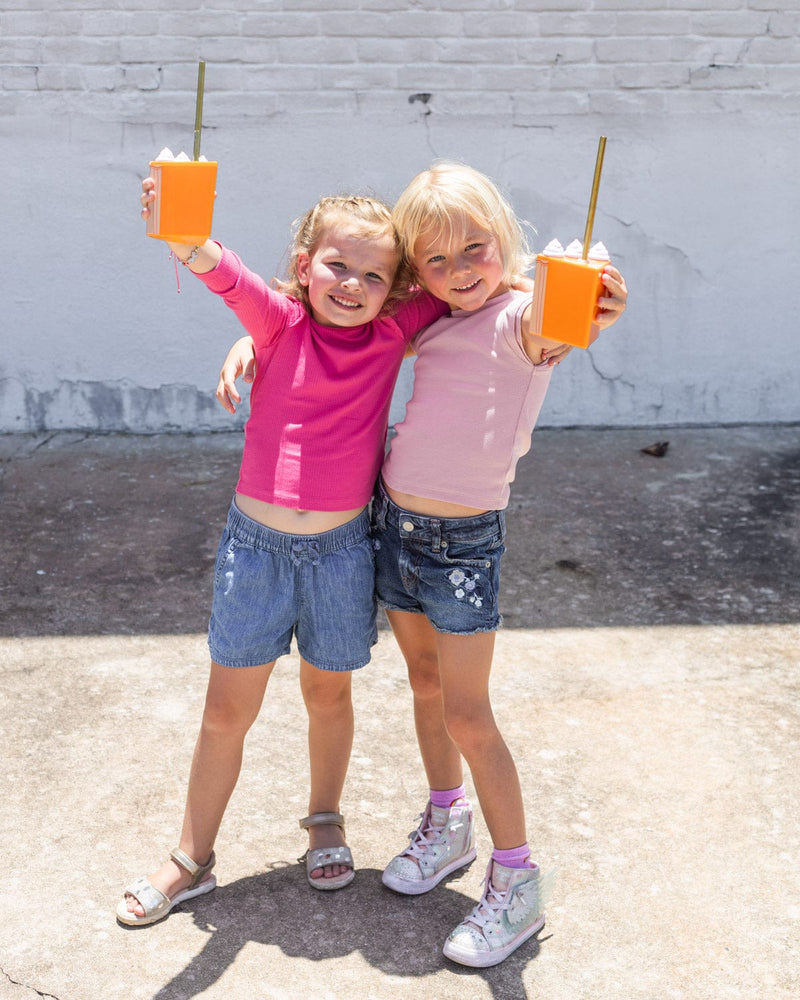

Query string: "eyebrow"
[[418, 229, 488, 255], [320, 247, 395, 277]]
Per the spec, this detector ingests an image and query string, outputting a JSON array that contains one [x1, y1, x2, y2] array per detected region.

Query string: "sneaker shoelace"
[[403, 813, 462, 860], [464, 875, 510, 930]]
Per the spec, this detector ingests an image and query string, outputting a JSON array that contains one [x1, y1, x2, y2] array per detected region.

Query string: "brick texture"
[[2, 1, 798, 119]]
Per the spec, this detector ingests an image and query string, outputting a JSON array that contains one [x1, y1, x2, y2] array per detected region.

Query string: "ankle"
[[429, 784, 467, 809], [491, 844, 534, 869]]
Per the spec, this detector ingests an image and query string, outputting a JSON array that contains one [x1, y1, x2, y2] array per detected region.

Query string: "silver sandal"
[[116, 847, 217, 926], [299, 812, 354, 891]]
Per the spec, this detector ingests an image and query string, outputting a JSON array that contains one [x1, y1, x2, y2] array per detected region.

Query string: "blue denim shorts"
[[208, 501, 377, 671], [371, 480, 505, 635]]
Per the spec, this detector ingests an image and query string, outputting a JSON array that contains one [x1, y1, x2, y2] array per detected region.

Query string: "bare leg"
[[386, 609, 463, 792], [436, 631, 527, 850], [300, 658, 354, 882], [125, 659, 274, 916]]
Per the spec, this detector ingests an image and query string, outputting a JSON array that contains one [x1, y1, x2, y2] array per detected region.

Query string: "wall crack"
[[587, 353, 637, 392]]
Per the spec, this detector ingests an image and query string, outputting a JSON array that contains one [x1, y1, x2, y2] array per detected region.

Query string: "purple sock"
[[429, 785, 467, 809], [492, 844, 535, 869]]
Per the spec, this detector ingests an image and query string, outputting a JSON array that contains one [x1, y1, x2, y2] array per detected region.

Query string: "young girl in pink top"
[[372, 163, 627, 967], [117, 183, 446, 926]]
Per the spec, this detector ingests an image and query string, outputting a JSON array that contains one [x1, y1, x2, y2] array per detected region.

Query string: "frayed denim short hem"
[[377, 599, 502, 636], [208, 500, 377, 673]]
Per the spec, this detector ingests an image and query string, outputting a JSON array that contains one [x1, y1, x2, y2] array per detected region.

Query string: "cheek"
[[414, 266, 439, 290]]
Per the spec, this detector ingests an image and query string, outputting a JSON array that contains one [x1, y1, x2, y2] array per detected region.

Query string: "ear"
[[296, 251, 311, 287]]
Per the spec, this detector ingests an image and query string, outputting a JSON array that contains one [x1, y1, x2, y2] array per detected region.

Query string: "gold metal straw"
[[192, 60, 206, 161], [581, 135, 607, 260]]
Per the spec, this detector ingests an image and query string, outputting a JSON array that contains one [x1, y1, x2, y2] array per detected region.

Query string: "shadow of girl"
[[149, 863, 542, 999]]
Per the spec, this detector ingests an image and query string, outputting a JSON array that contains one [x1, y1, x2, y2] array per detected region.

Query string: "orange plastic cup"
[[146, 160, 218, 244], [529, 254, 607, 349]]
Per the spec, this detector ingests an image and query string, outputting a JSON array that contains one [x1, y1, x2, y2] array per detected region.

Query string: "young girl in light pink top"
[[372, 163, 627, 968]]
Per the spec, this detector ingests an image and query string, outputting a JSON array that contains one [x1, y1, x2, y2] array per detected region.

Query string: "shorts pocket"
[[439, 535, 504, 568], [212, 529, 239, 590]]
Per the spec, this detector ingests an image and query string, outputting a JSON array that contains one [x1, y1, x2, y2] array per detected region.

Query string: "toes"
[[125, 893, 145, 917], [310, 863, 352, 880]]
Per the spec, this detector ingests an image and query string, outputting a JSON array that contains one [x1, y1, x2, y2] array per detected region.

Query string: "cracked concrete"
[[1, 426, 798, 1000], [1, 968, 60, 1000]]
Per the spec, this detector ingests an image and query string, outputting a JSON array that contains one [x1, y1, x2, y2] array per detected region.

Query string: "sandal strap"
[[299, 812, 345, 831], [170, 847, 216, 887], [305, 845, 353, 869], [123, 875, 169, 915]]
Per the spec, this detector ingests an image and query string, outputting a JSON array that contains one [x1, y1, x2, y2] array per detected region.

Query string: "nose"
[[341, 274, 360, 289]]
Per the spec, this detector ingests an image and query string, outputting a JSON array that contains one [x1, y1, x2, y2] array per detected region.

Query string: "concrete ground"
[[1, 426, 798, 1000]]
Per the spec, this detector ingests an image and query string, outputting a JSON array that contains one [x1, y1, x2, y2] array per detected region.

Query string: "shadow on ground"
[[136, 865, 544, 1000]]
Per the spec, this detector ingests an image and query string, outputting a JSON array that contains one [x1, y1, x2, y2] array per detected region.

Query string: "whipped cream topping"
[[541, 238, 565, 257], [588, 241, 610, 261], [541, 238, 610, 261], [153, 147, 208, 162]]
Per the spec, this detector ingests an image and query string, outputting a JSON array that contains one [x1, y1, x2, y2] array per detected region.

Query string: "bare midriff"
[[384, 484, 489, 519], [235, 493, 366, 535]]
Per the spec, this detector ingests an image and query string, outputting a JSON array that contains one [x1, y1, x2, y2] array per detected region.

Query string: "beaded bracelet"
[[181, 245, 202, 266]]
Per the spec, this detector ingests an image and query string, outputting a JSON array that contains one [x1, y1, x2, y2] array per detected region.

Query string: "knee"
[[201, 692, 257, 738], [407, 650, 442, 702], [442, 705, 498, 758], [301, 672, 352, 717]]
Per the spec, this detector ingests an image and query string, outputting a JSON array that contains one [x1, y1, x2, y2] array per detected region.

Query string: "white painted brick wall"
[[2, 1, 798, 119], [2, 1, 800, 432]]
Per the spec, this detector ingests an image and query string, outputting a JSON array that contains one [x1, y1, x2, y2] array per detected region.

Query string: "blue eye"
[[427, 254, 445, 264]]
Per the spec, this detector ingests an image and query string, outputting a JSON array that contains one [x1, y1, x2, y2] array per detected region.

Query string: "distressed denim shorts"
[[371, 480, 505, 635], [208, 500, 377, 671]]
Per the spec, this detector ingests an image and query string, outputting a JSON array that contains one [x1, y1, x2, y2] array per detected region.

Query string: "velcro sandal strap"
[[299, 812, 345, 831], [170, 847, 216, 888]]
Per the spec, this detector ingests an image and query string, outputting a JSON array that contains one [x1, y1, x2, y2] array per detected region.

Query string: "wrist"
[[173, 244, 202, 266]]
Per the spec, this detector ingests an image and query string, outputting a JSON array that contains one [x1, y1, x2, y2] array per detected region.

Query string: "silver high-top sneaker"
[[443, 859, 545, 967], [382, 799, 476, 895]]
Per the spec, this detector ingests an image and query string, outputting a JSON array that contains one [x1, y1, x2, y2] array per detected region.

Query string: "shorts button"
[[401, 520, 415, 532]]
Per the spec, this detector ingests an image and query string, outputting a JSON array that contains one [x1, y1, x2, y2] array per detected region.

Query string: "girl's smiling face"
[[411, 219, 508, 312], [297, 225, 399, 327]]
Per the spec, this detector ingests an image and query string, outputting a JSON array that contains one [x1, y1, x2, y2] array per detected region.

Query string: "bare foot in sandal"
[[300, 812, 354, 889], [118, 849, 216, 925], [307, 821, 351, 882], [123, 858, 192, 918]]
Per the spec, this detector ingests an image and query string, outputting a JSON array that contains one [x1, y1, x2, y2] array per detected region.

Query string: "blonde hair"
[[392, 162, 535, 284], [277, 195, 411, 313]]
